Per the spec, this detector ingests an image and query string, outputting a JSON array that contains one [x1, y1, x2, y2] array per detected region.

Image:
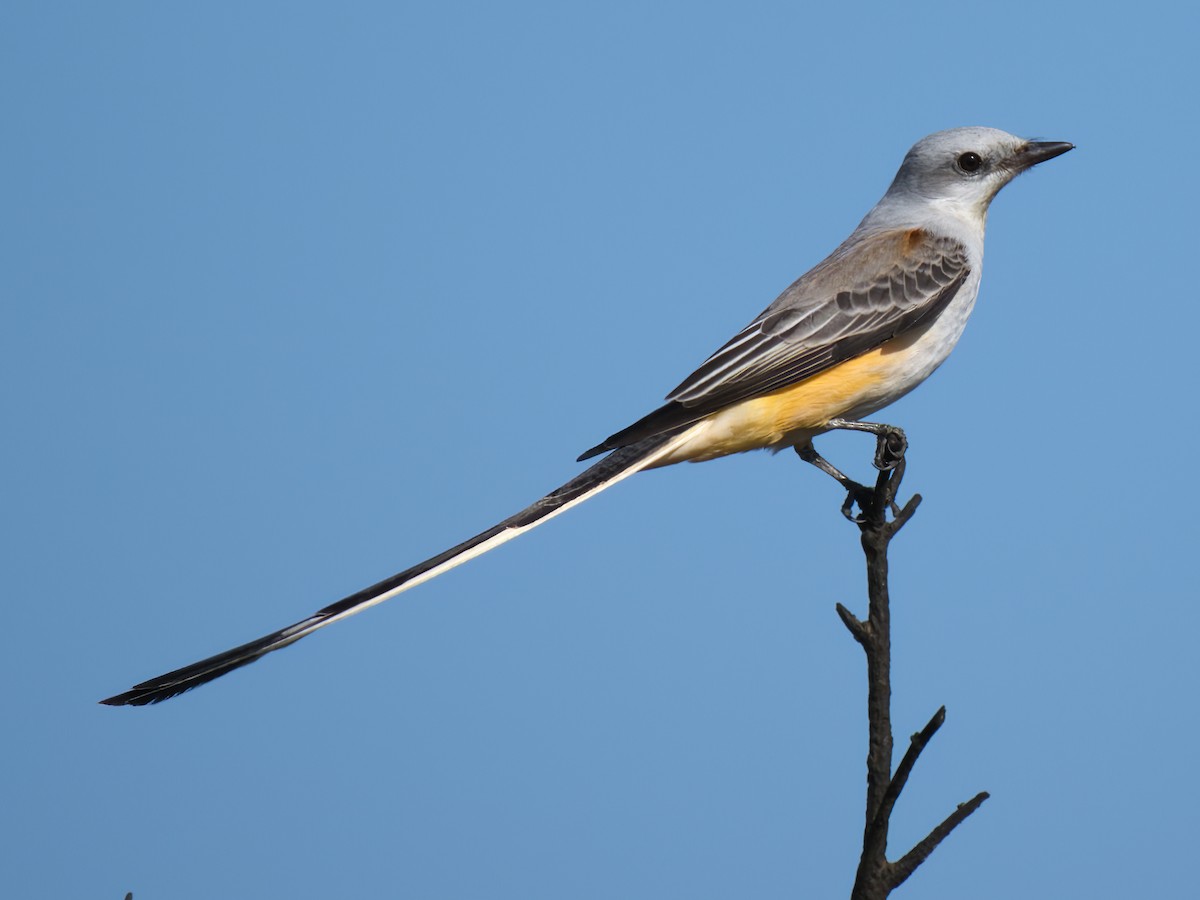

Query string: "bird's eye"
[[957, 152, 983, 173]]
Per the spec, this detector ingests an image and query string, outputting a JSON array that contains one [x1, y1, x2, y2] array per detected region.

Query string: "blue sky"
[[3, 2, 1197, 897]]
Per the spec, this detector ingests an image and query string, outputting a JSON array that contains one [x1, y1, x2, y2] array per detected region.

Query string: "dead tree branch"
[[831, 445, 988, 900]]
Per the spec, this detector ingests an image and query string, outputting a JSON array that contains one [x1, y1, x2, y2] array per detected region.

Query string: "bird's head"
[[883, 126, 1073, 220]]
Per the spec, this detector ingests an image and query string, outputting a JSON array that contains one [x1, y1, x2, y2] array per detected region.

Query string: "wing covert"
[[666, 229, 969, 409]]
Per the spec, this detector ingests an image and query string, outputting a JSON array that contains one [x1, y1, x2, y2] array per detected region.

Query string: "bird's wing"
[[668, 228, 969, 407], [578, 228, 969, 459]]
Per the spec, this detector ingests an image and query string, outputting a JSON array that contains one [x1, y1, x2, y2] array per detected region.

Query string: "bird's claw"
[[841, 483, 903, 523], [873, 427, 907, 471], [840, 483, 874, 523]]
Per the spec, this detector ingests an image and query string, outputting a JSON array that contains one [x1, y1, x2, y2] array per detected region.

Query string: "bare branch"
[[827, 433, 986, 900], [887, 493, 922, 534], [836, 602, 869, 644], [862, 707, 947, 870], [888, 792, 990, 889], [889, 706, 947, 801]]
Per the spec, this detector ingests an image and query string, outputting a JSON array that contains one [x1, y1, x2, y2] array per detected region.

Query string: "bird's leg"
[[825, 418, 907, 471], [796, 421, 909, 521], [795, 442, 872, 522], [795, 441, 860, 489]]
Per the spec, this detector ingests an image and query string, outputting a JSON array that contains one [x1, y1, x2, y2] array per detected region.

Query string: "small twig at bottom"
[[888, 791, 990, 890]]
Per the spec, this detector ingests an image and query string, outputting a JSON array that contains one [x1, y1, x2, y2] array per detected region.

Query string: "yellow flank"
[[654, 329, 926, 466], [755, 350, 893, 430]]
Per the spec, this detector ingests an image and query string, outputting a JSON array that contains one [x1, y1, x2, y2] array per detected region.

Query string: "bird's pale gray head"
[[884, 127, 1073, 214]]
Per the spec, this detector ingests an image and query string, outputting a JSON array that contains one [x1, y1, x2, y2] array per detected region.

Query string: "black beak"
[[1018, 141, 1075, 169]]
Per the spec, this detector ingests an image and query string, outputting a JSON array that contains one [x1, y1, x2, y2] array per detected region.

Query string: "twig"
[[830, 443, 987, 899], [889, 791, 990, 889]]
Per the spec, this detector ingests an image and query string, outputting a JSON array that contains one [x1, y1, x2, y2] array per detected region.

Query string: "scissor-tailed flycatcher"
[[102, 127, 1072, 706]]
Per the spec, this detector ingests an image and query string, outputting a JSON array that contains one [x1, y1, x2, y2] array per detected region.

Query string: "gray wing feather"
[[667, 231, 969, 408]]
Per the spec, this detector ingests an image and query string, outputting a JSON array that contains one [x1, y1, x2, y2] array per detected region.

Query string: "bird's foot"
[[796, 426, 908, 524], [840, 481, 874, 523], [873, 426, 907, 471], [840, 481, 904, 523]]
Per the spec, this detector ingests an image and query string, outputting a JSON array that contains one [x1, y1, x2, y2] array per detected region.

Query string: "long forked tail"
[[101, 428, 696, 706]]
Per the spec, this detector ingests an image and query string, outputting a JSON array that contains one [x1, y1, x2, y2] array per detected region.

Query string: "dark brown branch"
[[888, 791, 990, 889], [829, 440, 986, 900], [884, 707, 946, 821], [835, 602, 868, 644], [861, 707, 946, 877]]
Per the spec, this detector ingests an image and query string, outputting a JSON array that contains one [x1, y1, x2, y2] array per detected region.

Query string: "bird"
[[101, 127, 1073, 706]]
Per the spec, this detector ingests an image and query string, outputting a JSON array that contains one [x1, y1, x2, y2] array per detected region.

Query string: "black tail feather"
[[99, 629, 302, 706], [101, 432, 685, 706], [577, 402, 700, 461]]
